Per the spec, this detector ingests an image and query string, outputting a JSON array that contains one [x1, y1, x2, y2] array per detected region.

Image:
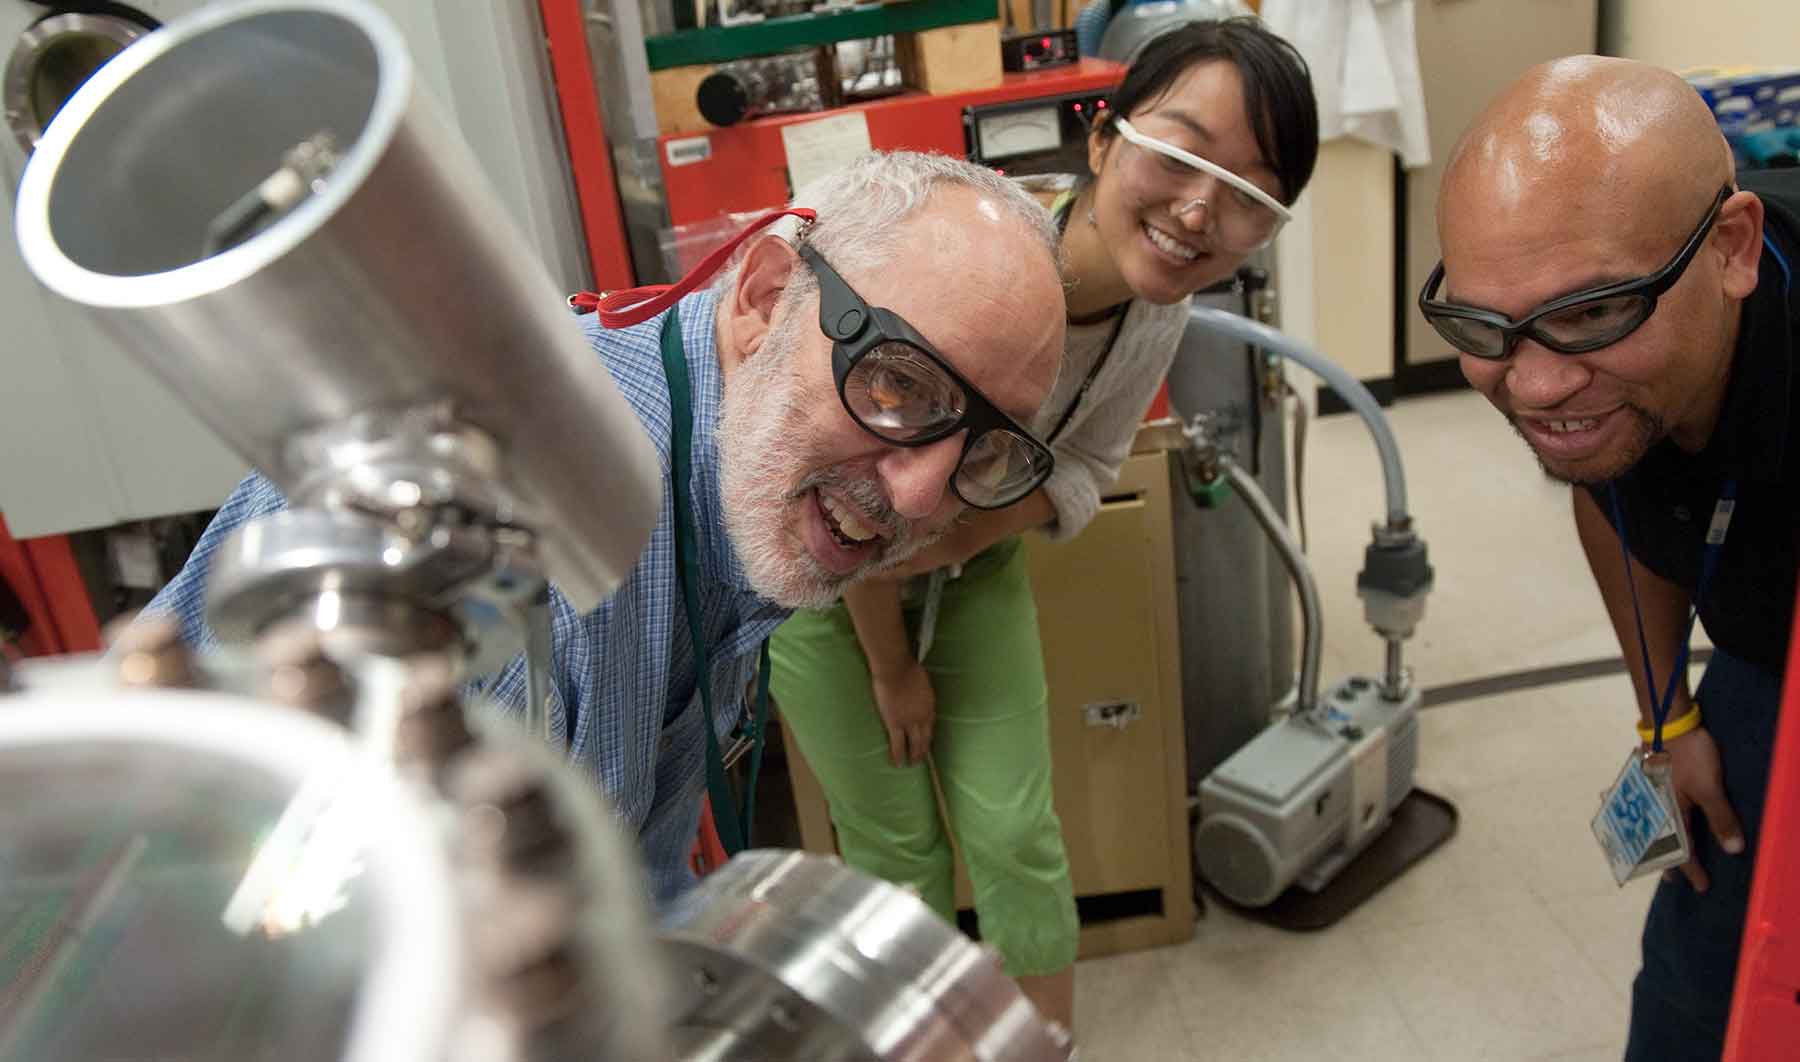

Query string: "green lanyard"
[[659, 303, 770, 855]]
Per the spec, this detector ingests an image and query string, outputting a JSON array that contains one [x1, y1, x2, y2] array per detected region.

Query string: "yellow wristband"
[[1637, 700, 1703, 744]]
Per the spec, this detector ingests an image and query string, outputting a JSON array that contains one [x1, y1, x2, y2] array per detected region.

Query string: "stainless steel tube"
[[1385, 639, 1406, 700], [13, 0, 659, 611]]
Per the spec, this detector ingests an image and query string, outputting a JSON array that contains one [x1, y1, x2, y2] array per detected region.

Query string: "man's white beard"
[[718, 295, 953, 607], [717, 300, 845, 608]]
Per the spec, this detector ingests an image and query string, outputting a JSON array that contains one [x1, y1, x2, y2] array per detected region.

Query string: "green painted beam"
[[646, 0, 996, 71]]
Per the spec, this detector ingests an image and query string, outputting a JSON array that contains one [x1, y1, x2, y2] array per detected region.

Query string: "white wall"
[[1283, 0, 1600, 389], [1602, 0, 1800, 70], [1307, 139, 1397, 383], [1404, 0, 1599, 373]]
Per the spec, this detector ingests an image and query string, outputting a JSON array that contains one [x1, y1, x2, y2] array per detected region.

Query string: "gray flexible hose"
[[1221, 456, 1322, 720], [1187, 306, 1409, 529]]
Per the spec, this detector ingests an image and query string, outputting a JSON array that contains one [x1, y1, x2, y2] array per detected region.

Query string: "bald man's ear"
[[719, 235, 798, 375], [1715, 189, 1766, 301]]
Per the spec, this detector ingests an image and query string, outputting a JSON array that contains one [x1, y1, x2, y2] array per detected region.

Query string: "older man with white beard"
[[143, 151, 1068, 906]]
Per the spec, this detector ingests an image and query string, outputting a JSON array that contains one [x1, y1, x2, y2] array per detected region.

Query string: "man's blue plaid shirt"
[[145, 289, 791, 906]]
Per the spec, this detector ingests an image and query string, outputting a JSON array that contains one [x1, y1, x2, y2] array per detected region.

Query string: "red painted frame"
[[0, 515, 101, 658], [1725, 584, 1800, 1058], [539, 0, 638, 291]]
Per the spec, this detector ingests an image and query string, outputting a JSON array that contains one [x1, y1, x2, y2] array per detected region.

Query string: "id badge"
[[1592, 748, 1690, 885]]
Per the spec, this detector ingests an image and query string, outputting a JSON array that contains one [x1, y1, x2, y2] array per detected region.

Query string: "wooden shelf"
[[645, 0, 996, 70]]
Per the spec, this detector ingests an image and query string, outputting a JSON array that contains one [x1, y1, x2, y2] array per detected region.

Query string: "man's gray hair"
[[714, 150, 1060, 296]]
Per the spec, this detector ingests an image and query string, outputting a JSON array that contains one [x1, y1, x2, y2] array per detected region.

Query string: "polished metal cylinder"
[[659, 850, 1071, 1061], [13, 0, 659, 611]]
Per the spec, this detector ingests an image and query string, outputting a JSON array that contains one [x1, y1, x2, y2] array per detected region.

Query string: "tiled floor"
[[1074, 389, 1669, 1061]]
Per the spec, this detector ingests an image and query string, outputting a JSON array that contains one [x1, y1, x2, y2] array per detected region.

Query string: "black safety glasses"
[[1419, 184, 1734, 360], [798, 243, 1055, 510]]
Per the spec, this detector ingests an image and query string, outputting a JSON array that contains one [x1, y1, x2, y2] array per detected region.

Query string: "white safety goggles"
[[1112, 116, 1293, 232]]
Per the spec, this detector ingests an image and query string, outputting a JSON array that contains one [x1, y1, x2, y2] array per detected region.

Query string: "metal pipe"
[[14, 0, 660, 612], [1220, 456, 1321, 720], [1385, 639, 1406, 700], [1188, 306, 1410, 530]]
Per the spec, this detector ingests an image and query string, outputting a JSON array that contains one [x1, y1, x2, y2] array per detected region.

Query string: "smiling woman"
[[1063, 17, 1318, 315]]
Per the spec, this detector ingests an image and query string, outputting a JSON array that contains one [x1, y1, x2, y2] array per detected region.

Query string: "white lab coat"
[[1261, 0, 1432, 169]]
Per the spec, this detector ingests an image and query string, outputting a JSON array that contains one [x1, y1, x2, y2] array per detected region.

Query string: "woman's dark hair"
[[1097, 18, 1320, 205]]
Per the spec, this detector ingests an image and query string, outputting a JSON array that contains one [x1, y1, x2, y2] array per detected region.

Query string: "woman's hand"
[[870, 661, 936, 767]]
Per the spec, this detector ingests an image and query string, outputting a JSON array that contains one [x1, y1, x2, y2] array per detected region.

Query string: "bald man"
[[1423, 56, 1798, 1058]]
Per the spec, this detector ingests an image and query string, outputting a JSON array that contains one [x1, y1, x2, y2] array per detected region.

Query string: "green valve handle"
[[1183, 464, 1234, 508]]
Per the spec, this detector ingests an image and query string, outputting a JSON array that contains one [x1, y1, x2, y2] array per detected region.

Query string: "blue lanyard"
[[1608, 480, 1736, 752], [659, 302, 770, 855]]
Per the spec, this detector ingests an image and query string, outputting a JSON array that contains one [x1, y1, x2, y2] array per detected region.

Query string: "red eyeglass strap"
[[568, 207, 818, 329]]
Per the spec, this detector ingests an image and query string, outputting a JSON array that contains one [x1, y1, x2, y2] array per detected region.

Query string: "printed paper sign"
[[780, 112, 873, 193]]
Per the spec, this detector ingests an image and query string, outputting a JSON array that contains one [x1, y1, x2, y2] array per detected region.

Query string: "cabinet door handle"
[[1082, 700, 1142, 730]]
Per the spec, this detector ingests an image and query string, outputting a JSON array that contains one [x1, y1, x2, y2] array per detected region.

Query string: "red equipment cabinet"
[[1725, 584, 1800, 1059], [655, 60, 1125, 226], [649, 57, 1172, 423]]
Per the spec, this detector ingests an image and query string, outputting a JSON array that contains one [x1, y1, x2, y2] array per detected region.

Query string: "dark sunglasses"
[[797, 243, 1055, 510], [1419, 183, 1734, 360]]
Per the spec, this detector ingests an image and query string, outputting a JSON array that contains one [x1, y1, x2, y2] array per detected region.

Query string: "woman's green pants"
[[768, 537, 1079, 976]]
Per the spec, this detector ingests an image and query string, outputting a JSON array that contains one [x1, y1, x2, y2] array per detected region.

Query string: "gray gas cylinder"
[[1164, 267, 1297, 791], [1098, 0, 1254, 64]]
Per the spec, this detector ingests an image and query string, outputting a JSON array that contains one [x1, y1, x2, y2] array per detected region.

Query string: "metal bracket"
[[1083, 700, 1142, 730]]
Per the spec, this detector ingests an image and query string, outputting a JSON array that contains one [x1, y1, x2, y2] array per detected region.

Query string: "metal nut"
[[257, 622, 350, 721], [393, 655, 475, 777], [488, 945, 584, 1029], [449, 749, 572, 877], [465, 880, 588, 1031], [111, 614, 197, 689]]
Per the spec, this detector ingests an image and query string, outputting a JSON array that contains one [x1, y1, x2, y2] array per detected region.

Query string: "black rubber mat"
[[1207, 788, 1460, 932]]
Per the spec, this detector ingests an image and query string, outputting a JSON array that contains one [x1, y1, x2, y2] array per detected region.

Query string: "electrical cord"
[[1291, 378, 1309, 554]]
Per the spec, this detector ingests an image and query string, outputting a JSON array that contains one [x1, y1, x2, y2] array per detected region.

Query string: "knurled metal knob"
[[450, 750, 573, 879], [256, 622, 352, 724], [393, 655, 476, 783]]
